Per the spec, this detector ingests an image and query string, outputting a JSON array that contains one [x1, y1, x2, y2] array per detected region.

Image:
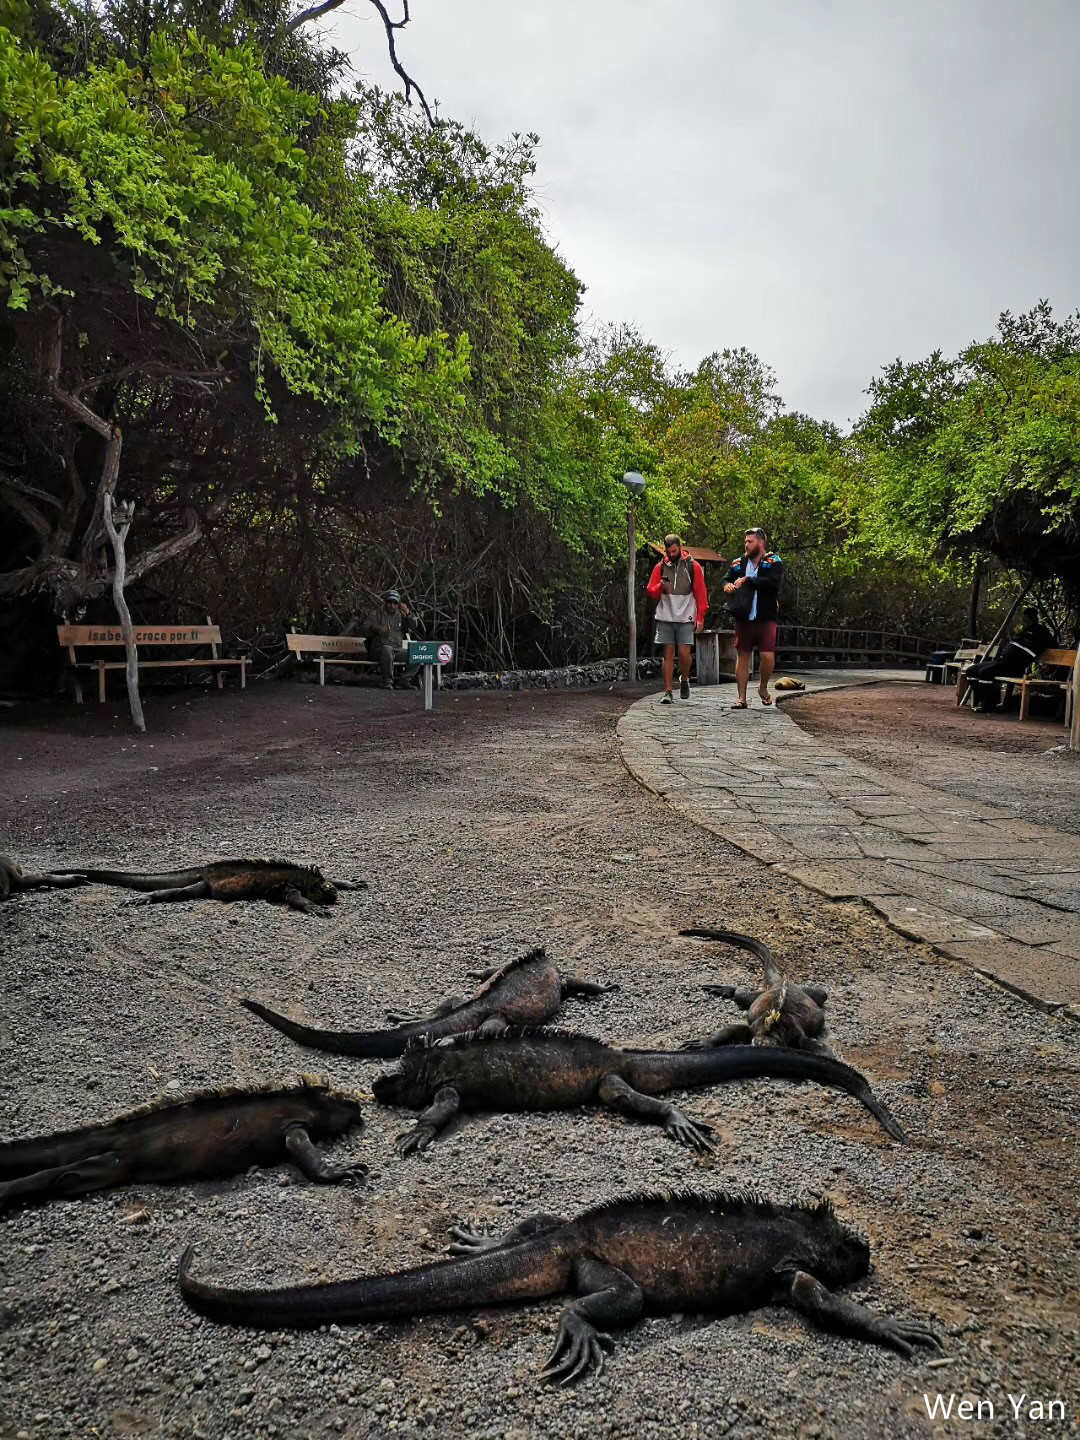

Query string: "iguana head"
[[299, 868, 339, 905], [804, 1200, 871, 1289]]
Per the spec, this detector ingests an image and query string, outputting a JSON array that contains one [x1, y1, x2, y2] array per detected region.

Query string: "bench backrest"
[[58, 624, 221, 650], [1038, 648, 1077, 669], [286, 632, 369, 658]]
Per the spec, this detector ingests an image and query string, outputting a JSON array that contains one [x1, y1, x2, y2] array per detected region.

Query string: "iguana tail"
[[241, 999, 432, 1059], [630, 1045, 908, 1142], [73, 868, 202, 891], [680, 927, 783, 988], [179, 1231, 569, 1328]]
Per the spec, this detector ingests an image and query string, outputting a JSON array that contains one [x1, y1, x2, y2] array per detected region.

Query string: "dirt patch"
[[785, 681, 1080, 834], [0, 681, 1077, 1440]]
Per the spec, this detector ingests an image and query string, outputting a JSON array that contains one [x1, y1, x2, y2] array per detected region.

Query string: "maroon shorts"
[[734, 619, 777, 654]]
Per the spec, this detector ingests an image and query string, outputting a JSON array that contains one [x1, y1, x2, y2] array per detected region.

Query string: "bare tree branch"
[[285, 0, 434, 125]]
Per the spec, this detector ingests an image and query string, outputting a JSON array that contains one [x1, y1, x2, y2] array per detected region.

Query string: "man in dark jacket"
[[362, 590, 418, 689], [965, 607, 1056, 712], [723, 527, 784, 709]]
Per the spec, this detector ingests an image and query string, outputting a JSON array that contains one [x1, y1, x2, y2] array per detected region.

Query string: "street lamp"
[[619, 471, 646, 681]]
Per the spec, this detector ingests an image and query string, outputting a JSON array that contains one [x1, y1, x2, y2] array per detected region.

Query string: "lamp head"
[[619, 471, 646, 497]]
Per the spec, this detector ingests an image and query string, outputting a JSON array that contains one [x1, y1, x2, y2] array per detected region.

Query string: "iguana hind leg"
[[804, 984, 829, 1006], [448, 1212, 565, 1254], [561, 977, 619, 999], [701, 984, 760, 1009], [23, 871, 89, 891], [786, 1271, 942, 1357], [0, 1151, 126, 1208], [123, 881, 211, 907], [597, 1074, 715, 1154], [681, 1023, 755, 1051], [284, 1125, 366, 1185], [384, 994, 468, 1025], [326, 878, 367, 891], [395, 1086, 461, 1158], [540, 1256, 644, 1385]]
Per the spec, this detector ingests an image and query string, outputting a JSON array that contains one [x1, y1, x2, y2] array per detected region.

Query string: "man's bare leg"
[[662, 644, 675, 695], [733, 648, 751, 706], [758, 649, 775, 702], [677, 644, 692, 683]]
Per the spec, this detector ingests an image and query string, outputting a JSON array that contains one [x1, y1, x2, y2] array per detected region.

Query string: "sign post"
[[407, 641, 455, 712]]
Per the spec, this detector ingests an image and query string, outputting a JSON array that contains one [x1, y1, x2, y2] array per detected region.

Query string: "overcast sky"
[[321, 0, 1079, 427]]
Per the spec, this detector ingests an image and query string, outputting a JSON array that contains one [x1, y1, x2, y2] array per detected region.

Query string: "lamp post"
[[619, 471, 646, 681]]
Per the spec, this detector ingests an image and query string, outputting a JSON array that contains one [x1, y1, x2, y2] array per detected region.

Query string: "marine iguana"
[[680, 928, 833, 1056], [372, 1028, 906, 1157], [179, 1189, 941, 1383], [53, 860, 366, 913], [241, 946, 617, 1058], [0, 856, 88, 901], [0, 1077, 366, 1209]]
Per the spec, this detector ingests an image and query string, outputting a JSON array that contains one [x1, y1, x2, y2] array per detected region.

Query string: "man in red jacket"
[[646, 533, 709, 704]]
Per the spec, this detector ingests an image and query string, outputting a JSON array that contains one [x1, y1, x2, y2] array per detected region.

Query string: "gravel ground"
[[1, 683, 1077, 1440], [785, 683, 1080, 835]]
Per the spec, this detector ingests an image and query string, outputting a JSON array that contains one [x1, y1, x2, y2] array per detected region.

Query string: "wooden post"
[[1070, 646, 1080, 751], [626, 496, 637, 682], [102, 486, 145, 733]]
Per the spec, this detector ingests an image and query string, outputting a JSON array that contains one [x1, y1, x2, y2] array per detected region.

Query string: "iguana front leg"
[[681, 1023, 755, 1050], [786, 1271, 942, 1357], [395, 1086, 461, 1157], [448, 1212, 566, 1254], [540, 1256, 644, 1385], [327, 878, 368, 891], [123, 881, 211, 907], [284, 1125, 366, 1184], [596, 1075, 715, 1153], [804, 984, 829, 1006], [561, 977, 619, 1000]]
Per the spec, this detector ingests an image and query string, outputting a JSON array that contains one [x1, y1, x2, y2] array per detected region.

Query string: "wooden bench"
[[952, 641, 987, 705], [995, 647, 1077, 723], [58, 621, 248, 704], [285, 631, 417, 686]]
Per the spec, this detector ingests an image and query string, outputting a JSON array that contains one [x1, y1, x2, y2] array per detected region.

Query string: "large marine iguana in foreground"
[[180, 1189, 941, 1383], [372, 1028, 907, 1157], [680, 928, 834, 1056], [52, 860, 366, 913], [0, 856, 88, 901], [241, 947, 617, 1058], [0, 1078, 366, 1209]]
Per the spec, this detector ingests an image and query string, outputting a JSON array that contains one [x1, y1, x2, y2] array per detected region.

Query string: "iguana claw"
[[447, 1221, 498, 1254], [540, 1312, 614, 1385], [395, 1124, 436, 1158]]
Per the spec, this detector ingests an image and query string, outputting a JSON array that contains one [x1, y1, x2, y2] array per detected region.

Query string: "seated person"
[[362, 590, 421, 690], [965, 607, 1056, 712]]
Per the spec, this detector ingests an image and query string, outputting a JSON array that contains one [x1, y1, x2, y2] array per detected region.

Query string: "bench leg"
[[97, 661, 106, 704], [216, 666, 224, 690], [240, 659, 247, 690], [319, 658, 326, 687], [1019, 682, 1030, 721]]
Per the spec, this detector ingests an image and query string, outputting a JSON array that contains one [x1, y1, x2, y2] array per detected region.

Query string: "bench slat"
[[57, 624, 222, 646], [286, 633, 369, 656]]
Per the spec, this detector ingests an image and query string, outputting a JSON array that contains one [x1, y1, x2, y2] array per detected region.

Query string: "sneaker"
[[661, 691, 675, 705], [679, 677, 691, 700]]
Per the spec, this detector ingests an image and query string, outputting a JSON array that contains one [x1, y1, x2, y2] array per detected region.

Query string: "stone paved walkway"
[[618, 670, 1080, 1012]]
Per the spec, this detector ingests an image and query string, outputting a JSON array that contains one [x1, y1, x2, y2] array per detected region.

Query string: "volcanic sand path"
[[0, 681, 1077, 1440]]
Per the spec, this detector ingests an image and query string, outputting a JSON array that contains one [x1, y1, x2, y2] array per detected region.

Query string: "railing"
[[774, 626, 945, 665]]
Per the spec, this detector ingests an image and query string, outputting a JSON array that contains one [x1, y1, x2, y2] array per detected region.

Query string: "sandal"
[[730, 699, 748, 709], [759, 693, 774, 706]]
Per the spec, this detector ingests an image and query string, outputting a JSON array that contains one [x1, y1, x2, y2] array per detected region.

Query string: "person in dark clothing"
[[362, 591, 420, 689], [965, 607, 1056, 712], [723, 528, 785, 709]]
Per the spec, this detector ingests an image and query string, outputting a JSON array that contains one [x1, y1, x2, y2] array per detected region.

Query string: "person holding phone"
[[646, 533, 708, 704]]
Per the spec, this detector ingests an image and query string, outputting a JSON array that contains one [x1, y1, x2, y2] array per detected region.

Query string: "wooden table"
[[695, 628, 736, 684]]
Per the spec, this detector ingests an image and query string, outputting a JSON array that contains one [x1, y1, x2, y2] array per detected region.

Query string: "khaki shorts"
[[655, 621, 695, 647]]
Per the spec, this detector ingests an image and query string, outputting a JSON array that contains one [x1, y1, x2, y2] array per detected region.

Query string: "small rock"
[[92, 1357, 108, 1373]]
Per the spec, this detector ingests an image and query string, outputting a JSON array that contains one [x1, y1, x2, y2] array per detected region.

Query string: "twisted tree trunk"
[[103, 489, 145, 733]]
